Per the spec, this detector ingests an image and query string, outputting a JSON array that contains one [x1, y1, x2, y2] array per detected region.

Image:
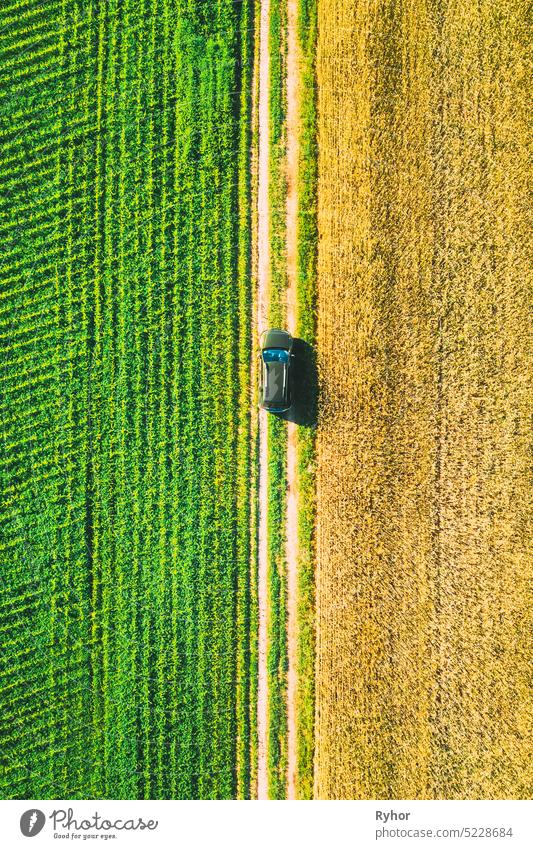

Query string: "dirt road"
[[256, 0, 270, 801], [257, 0, 300, 799]]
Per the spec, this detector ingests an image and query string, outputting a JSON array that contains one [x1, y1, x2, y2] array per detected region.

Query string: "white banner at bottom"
[[1, 799, 531, 849]]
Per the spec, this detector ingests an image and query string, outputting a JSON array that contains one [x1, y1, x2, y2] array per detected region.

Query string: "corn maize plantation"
[[0, 0, 255, 799]]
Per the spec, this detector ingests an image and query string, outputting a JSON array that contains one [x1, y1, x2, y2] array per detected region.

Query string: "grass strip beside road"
[[265, 0, 288, 800]]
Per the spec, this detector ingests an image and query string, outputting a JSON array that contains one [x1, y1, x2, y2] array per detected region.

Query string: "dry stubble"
[[314, 0, 531, 799]]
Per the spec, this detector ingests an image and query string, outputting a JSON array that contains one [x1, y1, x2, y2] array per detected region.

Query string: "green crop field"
[[0, 0, 255, 799]]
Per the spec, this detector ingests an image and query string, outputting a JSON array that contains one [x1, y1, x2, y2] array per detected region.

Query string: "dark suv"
[[259, 328, 293, 412]]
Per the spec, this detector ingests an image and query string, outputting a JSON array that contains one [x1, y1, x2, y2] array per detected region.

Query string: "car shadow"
[[275, 338, 318, 427]]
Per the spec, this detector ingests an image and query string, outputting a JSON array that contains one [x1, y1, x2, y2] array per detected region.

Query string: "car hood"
[[260, 328, 292, 351]]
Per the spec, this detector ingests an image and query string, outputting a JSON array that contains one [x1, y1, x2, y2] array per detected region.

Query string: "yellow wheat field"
[[314, 0, 531, 799]]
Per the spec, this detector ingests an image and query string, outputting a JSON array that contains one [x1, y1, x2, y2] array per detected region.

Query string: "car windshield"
[[263, 348, 289, 363]]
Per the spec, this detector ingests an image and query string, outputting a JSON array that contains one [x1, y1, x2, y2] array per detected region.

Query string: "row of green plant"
[[0, 0, 255, 799], [248, 0, 262, 798]]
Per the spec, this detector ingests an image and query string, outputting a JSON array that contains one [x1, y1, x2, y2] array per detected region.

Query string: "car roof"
[[263, 361, 288, 405]]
